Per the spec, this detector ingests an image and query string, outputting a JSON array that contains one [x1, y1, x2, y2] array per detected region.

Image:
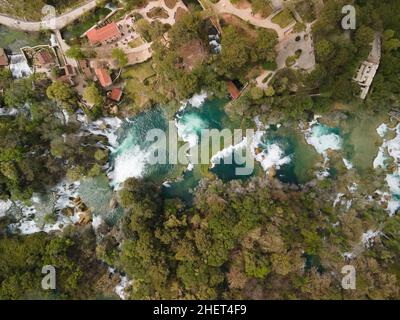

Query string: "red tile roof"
[[86, 23, 121, 45], [95, 68, 112, 87], [36, 50, 54, 66], [64, 64, 74, 75], [0, 48, 8, 66], [227, 80, 241, 100], [78, 59, 88, 68], [109, 88, 123, 101]]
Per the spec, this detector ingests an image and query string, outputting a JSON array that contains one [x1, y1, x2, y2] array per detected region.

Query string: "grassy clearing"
[[128, 37, 145, 48], [271, 8, 294, 28], [295, 0, 316, 23], [147, 7, 169, 19], [122, 61, 156, 82], [250, 0, 273, 18], [122, 61, 157, 110]]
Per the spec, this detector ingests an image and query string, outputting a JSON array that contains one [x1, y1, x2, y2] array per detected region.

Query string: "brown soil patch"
[[175, 7, 188, 22], [164, 0, 177, 9], [178, 39, 207, 71]]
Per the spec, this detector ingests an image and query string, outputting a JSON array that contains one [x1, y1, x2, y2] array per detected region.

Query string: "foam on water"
[[109, 144, 152, 186], [333, 193, 344, 207], [376, 123, 388, 138], [304, 120, 342, 159], [373, 146, 388, 169], [362, 230, 381, 248], [175, 112, 208, 171], [343, 158, 353, 170], [7, 181, 81, 234], [0, 199, 12, 218], [253, 142, 291, 173], [115, 275, 132, 300], [85, 117, 123, 150], [252, 121, 291, 174], [180, 92, 208, 111], [373, 123, 400, 214], [210, 137, 248, 167], [209, 123, 291, 176], [92, 215, 103, 231], [0, 108, 18, 116], [176, 113, 208, 148], [9, 54, 32, 79]]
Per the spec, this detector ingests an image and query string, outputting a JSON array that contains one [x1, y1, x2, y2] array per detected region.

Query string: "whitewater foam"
[[9, 54, 32, 79], [376, 123, 388, 138], [109, 145, 152, 186], [305, 122, 342, 159]]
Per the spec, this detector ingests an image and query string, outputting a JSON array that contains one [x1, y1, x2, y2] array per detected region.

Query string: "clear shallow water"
[[79, 175, 123, 225], [112, 97, 323, 201], [4, 93, 400, 234]]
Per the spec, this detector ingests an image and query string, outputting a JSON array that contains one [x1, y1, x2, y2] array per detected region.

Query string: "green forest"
[[0, 0, 400, 300]]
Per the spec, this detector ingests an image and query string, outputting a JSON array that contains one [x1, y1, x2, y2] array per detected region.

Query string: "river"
[[2, 93, 400, 234]]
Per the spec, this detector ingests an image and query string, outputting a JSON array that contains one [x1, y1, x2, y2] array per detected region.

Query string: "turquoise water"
[[109, 107, 176, 186], [111, 97, 317, 202], [79, 175, 123, 225]]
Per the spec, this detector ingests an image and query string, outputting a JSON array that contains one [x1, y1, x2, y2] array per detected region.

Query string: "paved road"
[[0, 0, 97, 31], [211, 0, 295, 40]]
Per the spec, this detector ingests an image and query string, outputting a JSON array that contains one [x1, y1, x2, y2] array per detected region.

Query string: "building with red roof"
[[35, 50, 55, 67], [108, 88, 123, 102], [226, 80, 241, 100], [0, 48, 8, 67], [95, 68, 112, 87], [86, 22, 121, 45]]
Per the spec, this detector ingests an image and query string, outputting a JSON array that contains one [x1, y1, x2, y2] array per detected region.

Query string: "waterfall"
[[9, 54, 32, 79]]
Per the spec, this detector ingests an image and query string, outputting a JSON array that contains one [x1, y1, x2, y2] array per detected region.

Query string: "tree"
[[253, 29, 278, 63], [111, 48, 128, 68], [126, 0, 147, 9], [315, 39, 335, 62], [135, 19, 153, 42], [249, 86, 264, 100], [0, 68, 12, 88], [4, 78, 36, 108], [46, 81, 77, 107], [65, 46, 85, 60], [219, 25, 249, 76], [83, 83, 104, 106], [264, 86, 275, 97], [94, 149, 108, 163], [169, 12, 202, 45], [250, 0, 273, 17], [383, 30, 400, 52], [354, 25, 375, 49]]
